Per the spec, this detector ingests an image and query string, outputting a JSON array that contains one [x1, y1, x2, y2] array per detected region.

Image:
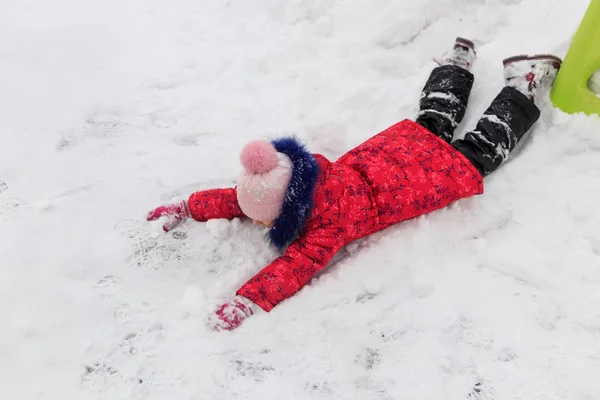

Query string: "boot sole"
[[455, 37, 475, 52], [503, 54, 529, 67], [503, 54, 562, 69], [528, 54, 563, 69]]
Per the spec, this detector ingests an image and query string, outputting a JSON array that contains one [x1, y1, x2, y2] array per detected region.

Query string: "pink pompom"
[[240, 140, 279, 174]]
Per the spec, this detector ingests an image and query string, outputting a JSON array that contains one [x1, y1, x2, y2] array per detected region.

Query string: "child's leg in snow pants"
[[416, 65, 474, 143], [416, 64, 541, 177], [451, 87, 540, 176]]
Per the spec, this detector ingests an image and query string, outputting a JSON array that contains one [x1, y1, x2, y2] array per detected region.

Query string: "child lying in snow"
[[147, 38, 562, 331]]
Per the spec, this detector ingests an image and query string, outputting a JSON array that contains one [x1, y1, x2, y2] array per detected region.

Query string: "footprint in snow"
[[0, 197, 31, 222], [0, 180, 8, 194], [305, 381, 333, 396], [355, 348, 380, 370], [81, 363, 122, 392], [85, 109, 143, 138], [81, 363, 151, 396], [129, 240, 196, 270], [446, 316, 494, 350], [498, 347, 517, 362], [230, 360, 276, 382], [136, 368, 184, 394], [466, 381, 498, 400], [113, 302, 155, 324], [57, 109, 144, 150], [114, 219, 196, 269], [119, 324, 164, 357], [93, 276, 125, 297]]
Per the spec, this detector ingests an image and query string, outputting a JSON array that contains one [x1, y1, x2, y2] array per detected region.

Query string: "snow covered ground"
[[3, 0, 600, 398]]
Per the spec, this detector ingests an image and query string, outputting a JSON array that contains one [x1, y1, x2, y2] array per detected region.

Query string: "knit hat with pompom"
[[236, 140, 293, 222]]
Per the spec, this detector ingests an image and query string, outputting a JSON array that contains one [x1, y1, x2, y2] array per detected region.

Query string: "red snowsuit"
[[188, 119, 483, 311]]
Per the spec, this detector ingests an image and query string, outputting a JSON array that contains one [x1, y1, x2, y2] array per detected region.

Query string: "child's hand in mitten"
[[208, 295, 256, 331], [146, 200, 190, 232]]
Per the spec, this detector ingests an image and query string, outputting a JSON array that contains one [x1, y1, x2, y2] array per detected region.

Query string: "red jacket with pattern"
[[188, 119, 483, 311]]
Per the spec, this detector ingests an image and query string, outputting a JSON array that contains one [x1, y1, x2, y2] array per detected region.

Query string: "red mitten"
[[146, 200, 190, 232], [208, 295, 256, 331]]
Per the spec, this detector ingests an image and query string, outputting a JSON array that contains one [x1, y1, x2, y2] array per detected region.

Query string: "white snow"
[[589, 69, 600, 95], [3, 0, 600, 399]]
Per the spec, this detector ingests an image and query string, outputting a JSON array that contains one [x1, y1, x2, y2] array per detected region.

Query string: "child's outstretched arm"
[[238, 222, 346, 309], [147, 187, 245, 232], [237, 222, 346, 311], [208, 222, 345, 330], [187, 188, 245, 222], [207, 203, 347, 330]]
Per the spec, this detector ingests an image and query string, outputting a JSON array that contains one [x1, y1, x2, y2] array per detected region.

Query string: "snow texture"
[[2, 0, 600, 399], [589, 69, 600, 95]]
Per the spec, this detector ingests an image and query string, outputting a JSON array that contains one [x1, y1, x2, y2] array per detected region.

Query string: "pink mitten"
[[209, 296, 256, 331], [146, 200, 190, 232]]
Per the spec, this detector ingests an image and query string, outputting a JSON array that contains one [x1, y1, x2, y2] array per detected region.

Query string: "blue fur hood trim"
[[268, 137, 319, 250]]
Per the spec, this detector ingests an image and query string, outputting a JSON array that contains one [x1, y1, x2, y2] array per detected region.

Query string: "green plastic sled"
[[551, 0, 600, 115]]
